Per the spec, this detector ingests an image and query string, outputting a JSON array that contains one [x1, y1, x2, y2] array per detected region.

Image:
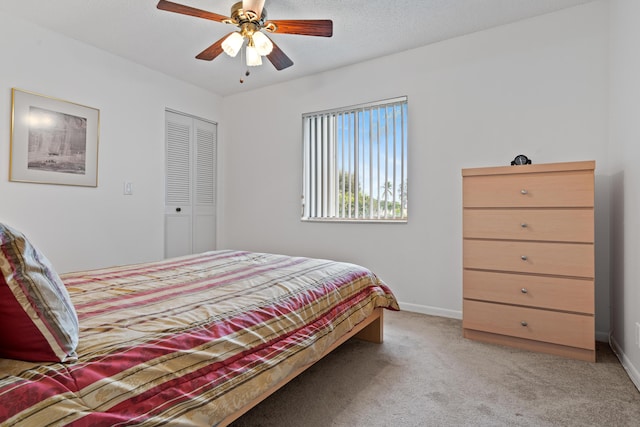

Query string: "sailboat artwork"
[[27, 106, 87, 175]]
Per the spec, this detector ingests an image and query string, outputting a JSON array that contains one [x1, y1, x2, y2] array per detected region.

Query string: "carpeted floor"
[[230, 310, 640, 426]]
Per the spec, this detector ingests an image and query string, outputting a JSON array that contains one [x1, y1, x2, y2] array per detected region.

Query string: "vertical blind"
[[302, 96, 408, 222]]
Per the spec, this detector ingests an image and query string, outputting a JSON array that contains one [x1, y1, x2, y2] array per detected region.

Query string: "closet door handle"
[[176, 207, 182, 212]]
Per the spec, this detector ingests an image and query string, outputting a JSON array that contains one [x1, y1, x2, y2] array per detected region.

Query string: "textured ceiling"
[[0, 0, 595, 97]]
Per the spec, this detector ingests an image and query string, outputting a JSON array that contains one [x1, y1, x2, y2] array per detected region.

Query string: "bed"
[[0, 224, 399, 426]]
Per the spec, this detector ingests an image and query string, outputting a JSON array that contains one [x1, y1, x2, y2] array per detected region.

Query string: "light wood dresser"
[[462, 160, 595, 362]]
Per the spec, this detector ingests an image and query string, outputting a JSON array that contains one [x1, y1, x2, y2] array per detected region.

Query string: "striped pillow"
[[0, 223, 79, 362]]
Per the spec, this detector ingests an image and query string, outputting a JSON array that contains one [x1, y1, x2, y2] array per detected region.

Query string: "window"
[[302, 97, 408, 222]]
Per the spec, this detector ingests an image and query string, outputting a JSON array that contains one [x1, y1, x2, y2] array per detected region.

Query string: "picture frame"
[[10, 88, 100, 187]]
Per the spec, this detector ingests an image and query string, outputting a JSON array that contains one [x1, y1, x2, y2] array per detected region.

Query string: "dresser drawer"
[[463, 170, 594, 208], [464, 270, 594, 314], [463, 300, 595, 350], [463, 240, 594, 278], [463, 209, 593, 242]]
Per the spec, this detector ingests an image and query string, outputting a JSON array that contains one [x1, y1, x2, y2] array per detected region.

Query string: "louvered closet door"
[[192, 118, 217, 254], [165, 111, 217, 258]]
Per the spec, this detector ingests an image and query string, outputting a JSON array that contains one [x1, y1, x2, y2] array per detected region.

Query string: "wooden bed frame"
[[219, 307, 385, 426]]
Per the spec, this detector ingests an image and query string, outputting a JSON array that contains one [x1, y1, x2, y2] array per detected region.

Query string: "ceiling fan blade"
[[266, 39, 294, 71], [265, 19, 333, 37], [157, 0, 230, 23], [196, 33, 234, 61], [243, 0, 265, 19]]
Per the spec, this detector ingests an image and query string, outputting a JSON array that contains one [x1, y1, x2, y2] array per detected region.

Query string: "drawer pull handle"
[[520, 223, 528, 228], [521, 321, 528, 327], [520, 189, 528, 195], [521, 255, 528, 261], [521, 288, 528, 294]]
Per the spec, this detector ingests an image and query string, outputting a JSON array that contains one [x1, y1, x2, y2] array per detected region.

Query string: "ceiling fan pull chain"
[[239, 48, 248, 83], [240, 69, 250, 84]]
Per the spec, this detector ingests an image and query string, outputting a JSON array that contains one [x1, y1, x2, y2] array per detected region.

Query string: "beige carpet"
[[230, 310, 640, 426]]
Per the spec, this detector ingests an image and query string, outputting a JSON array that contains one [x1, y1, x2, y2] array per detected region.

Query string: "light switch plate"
[[123, 181, 133, 195]]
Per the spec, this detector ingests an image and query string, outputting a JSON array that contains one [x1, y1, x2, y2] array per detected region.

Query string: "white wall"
[[0, 13, 222, 273], [220, 2, 611, 335], [609, 0, 640, 389]]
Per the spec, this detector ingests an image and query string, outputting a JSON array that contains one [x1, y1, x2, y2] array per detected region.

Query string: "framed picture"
[[10, 88, 100, 187]]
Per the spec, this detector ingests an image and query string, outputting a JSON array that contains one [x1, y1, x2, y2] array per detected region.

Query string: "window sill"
[[301, 218, 408, 224]]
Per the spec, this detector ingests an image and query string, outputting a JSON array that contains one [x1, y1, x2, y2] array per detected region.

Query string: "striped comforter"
[[0, 250, 399, 426]]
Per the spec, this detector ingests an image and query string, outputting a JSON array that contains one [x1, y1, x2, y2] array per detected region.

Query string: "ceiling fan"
[[156, 0, 333, 71]]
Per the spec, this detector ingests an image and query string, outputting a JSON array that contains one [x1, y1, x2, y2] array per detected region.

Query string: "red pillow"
[[0, 223, 79, 362]]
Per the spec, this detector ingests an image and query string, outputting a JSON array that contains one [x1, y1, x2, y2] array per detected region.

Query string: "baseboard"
[[398, 302, 462, 320], [609, 335, 640, 392]]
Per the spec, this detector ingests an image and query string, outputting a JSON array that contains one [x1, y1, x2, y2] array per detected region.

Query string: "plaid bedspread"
[[0, 250, 399, 426]]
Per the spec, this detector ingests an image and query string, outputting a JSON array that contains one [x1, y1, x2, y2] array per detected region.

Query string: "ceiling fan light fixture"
[[246, 45, 262, 66], [251, 31, 273, 56], [222, 32, 244, 57]]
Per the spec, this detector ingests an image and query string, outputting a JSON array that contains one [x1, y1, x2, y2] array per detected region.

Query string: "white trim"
[[609, 335, 640, 392], [165, 107, 218, 125], [399, 302, 462, 320]]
